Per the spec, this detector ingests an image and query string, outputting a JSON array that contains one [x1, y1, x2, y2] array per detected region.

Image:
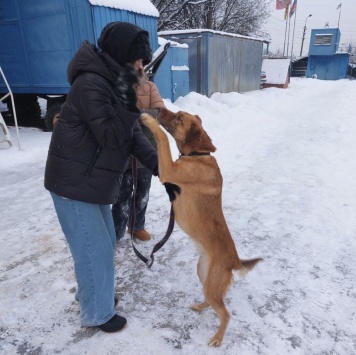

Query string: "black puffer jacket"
[[44, 41, 158, 204]]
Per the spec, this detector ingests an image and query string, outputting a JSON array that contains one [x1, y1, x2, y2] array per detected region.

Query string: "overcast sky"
[[263, 0, 356, 57]]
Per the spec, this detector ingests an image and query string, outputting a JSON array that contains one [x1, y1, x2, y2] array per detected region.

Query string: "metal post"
[[337, 4, 342, 29], [300, 14, 312, 57], [0, 67, 21, 150], [336, 4, 342, 53], [290, 4, 298, 59], [283, 16, 289, 57], [286, 16, 292, 58]]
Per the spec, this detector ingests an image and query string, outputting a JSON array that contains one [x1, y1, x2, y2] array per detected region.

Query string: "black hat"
[[127, 31, 152, 66], [98, 21, 152, 66]]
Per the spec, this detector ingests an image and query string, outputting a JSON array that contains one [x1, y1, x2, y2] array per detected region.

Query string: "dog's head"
[[157, 108, 216, 155]]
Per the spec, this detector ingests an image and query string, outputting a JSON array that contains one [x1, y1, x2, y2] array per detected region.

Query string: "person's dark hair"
[[98, 22, 152, 66]]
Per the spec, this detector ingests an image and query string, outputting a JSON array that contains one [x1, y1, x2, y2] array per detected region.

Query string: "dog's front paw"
[[140, 113, 159, 130]]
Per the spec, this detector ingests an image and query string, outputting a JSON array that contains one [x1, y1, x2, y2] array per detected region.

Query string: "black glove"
[[164, 182, 181, 202]]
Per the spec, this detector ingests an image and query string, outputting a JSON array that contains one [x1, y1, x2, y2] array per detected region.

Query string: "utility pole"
[[300, 14, 312, 57], [336, 3, 342, 53], [337, 3, 342, 29]]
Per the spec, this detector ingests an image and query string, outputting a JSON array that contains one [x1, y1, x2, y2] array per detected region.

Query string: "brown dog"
[[141, 108, 262, 347]]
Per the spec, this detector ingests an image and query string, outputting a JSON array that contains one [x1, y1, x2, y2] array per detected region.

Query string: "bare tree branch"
[[152, 0, 272, 37]]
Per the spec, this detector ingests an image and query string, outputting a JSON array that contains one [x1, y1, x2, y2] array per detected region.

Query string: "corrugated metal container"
[[0, 0, 159, 95], [0, 0, 190, 126], [154, 40, 189, 102], [159, 30, 264, 96]]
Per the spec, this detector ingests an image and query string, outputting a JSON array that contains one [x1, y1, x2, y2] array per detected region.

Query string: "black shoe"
[[98, 314, 127, 332]]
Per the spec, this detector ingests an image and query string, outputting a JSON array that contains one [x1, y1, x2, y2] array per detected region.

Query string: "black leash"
[[129, 158, 175, 268]]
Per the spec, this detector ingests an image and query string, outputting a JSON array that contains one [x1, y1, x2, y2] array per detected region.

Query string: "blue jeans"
[[50, 192, 116, 326], [112, 167, 152, 241]]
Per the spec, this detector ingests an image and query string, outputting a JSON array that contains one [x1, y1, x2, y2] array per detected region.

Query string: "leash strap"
[[129, 158, 175, 268], [146, 205, 174, 268]]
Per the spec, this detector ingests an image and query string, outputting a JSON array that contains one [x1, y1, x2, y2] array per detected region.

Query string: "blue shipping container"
[[0, 0, 159, 95]]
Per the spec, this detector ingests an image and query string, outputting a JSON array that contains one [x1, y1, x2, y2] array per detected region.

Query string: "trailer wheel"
[[45, 103, 62, 132], [3, 94, 42, 128]]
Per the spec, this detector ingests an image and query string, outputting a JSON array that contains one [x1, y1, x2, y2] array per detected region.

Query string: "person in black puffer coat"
[[44, 22, 158, 333]]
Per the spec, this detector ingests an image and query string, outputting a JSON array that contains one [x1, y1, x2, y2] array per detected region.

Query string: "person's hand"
[[164, 182, 181, 202]]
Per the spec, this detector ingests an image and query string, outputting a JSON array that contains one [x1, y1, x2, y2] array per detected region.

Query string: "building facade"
[[306, 28, 349, 80]]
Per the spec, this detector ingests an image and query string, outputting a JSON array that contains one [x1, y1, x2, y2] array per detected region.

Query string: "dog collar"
[[180, 151, 211, 156]]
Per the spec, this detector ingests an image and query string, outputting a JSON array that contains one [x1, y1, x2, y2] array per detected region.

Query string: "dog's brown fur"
[[141, 108, 262, 347]]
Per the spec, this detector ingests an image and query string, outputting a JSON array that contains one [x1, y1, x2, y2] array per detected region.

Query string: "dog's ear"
[[200, 132, 216, 152], [185, 122, 216, 152], [185, 123, 201, 144], [195, 115, 202, 123]]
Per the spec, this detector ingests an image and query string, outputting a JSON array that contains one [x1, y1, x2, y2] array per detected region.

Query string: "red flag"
[[289, 0, 297, 18], [276, 0, 286, 10]]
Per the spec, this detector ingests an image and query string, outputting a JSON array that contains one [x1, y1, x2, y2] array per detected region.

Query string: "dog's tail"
[[237, 258, 263, 278]]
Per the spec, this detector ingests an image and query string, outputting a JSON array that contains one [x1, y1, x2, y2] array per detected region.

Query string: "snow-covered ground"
[[1, 78, 355, 354]]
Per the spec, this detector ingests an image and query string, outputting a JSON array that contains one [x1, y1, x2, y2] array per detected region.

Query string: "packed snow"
[[158, 29, 265, 43], [0, 78, 355, 354], [88, 0, 159, 17]]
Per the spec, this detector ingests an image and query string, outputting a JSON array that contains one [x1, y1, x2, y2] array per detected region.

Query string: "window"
[[323, 36, 332, 45], [314, 34, 332, 46], [315, 36, 323, 45]]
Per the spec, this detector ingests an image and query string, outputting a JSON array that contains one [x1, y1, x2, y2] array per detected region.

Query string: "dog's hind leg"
[[191, 254, 211, 312], [204, 269, 234, 347]]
